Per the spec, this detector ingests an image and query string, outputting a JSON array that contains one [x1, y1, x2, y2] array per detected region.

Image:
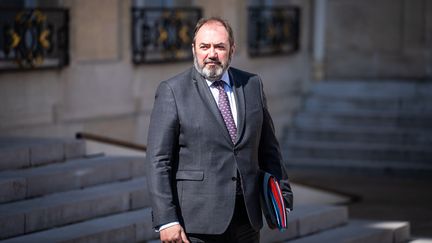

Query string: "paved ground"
[[288, 168, 432, 238]]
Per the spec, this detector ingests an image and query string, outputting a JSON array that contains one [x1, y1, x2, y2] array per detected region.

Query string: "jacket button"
[[231, 177, 237, 181], [233, 150, 238, 155]]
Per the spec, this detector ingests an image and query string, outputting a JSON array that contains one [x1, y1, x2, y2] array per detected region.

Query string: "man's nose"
[[208, 47, 218, 58]]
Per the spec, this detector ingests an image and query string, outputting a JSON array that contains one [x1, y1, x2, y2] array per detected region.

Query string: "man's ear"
[[230, 44, 236, 56], [192, 44, 195, 54]]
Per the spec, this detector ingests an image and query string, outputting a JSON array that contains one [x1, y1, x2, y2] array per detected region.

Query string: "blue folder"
[[260, 171, 287, 231]]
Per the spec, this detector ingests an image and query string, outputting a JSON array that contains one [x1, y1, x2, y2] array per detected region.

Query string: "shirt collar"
[[206, 71, 230, 87]]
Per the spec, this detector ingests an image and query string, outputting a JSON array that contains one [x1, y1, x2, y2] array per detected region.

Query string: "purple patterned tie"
[[213, 80, 237, 143]]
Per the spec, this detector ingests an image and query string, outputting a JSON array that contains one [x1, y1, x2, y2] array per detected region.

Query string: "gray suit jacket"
[[146, 67, 293, 234]]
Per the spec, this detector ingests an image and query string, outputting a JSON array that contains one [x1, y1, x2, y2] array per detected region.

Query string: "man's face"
[[192, 21, 235, 81]]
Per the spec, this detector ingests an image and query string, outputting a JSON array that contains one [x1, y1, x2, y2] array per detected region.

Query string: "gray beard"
[[193, 55, 231, 82]]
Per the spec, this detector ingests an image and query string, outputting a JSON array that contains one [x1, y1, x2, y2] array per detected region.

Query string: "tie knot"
[[212, 80, 225, 90]]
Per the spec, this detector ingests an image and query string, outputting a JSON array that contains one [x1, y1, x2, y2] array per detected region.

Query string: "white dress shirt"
[[206, 71, 238, 127]]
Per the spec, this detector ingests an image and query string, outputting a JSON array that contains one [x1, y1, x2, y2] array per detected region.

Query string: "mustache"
[[204, 59, 221, 65]]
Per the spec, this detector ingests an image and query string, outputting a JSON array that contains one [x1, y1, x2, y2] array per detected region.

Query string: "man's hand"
[[160, 224, 189, 243]]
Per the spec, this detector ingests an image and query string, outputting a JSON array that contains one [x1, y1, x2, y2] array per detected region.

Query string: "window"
[[0, 0, 69, 70], [134, 0, 192, 8], [131, 0, 202, 63], [248, 0, 300, 57]]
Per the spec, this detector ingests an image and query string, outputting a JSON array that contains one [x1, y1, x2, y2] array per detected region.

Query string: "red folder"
[[260, 171, 287, 231]]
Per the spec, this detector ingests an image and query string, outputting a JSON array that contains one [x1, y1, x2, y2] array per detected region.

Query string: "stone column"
[[312, 0, 327, 81]]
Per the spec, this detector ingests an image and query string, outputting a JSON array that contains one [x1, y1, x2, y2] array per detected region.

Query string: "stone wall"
[[324, 0, 432, 79], [0, 0, 312, 143]]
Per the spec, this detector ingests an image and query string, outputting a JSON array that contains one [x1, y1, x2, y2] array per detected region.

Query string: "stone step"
[[309, 80, 431, 98], [285, 127, 432, 146], [284, 220, 410, 243], [284, 158, 432, 175], [0, 155, 145, 204], [291, 122, 430, 134], [0, 208, 158, 243], [261, 205, 348, 242], [0, 137, 86, 171], [294, 112, 432, 129], [304, 96, 432, 113], [410, 238, 432, 243], [284, 141, 432, 163], [1, 205, 347, 243], [0, 177, 149, 240]]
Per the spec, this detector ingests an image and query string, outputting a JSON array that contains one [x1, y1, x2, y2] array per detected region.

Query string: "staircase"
[[283, 80, 432, 173], [0, 136, 413, 242], [260, 206, 410, 243], [0, 137, 158, 242]]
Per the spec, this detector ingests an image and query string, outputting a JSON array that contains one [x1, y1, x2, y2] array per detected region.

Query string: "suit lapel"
[[230, 69, 245, 146], [192, 68, 233, 144]]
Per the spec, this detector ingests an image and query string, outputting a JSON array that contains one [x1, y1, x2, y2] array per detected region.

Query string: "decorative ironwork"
[[248, 7, 300, 57], [0, 8, 69, 70], [132, 7, 202, 64]]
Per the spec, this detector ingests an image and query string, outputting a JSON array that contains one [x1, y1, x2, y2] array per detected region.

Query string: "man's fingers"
[[180, 229, 190, 243], [159, 224, 189, 243]]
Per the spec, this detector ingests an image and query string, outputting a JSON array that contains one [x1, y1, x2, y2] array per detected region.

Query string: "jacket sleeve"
[[257, 77, 294, 211], [146, 81, 181, 228]]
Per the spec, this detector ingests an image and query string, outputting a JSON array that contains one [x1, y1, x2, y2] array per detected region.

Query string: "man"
[[146, 17, 293, 243]]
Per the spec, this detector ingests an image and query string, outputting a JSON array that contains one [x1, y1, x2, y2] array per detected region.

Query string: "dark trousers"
[[187, 195, 260, 243]]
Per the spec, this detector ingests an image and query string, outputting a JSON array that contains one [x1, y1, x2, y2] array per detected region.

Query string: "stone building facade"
[[0, 0, 430, 145]]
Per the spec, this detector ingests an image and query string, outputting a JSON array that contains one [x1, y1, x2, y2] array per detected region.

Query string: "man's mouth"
[[205, 61, 221, 66]]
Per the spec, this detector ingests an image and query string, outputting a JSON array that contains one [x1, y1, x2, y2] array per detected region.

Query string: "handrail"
[[76, 132, 147, 152]]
